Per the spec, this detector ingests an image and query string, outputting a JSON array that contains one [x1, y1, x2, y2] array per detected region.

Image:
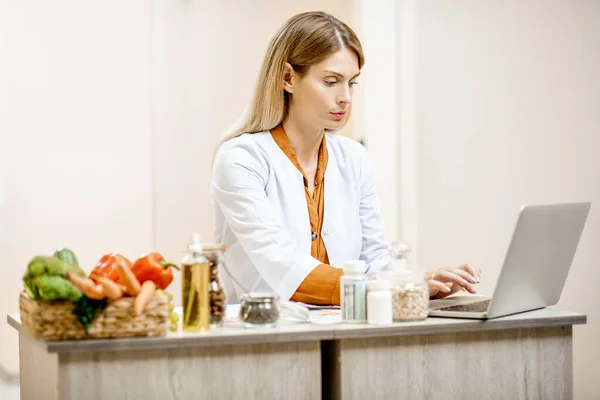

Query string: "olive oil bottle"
[[181, 234, 210, 332]]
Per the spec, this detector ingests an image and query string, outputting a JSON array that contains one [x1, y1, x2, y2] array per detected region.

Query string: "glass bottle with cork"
[[180, 234, 227, 332], [181, 234, 210, 332]]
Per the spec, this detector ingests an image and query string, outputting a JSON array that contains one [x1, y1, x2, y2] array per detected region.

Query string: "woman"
[[212, 11, 481, 305]]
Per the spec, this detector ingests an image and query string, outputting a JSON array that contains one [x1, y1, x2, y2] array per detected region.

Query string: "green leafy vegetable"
[[73, 296, 108, 335]]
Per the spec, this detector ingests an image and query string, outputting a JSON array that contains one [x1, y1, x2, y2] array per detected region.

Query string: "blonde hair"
[[219, 11, 364, 146]]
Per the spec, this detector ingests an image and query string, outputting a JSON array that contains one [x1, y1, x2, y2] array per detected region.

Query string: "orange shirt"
[[270, 125, 343, 305]]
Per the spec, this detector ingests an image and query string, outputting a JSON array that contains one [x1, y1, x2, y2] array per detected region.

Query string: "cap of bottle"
[[379, 267, 425, 284], [191, 233, 201, 243], [189, 233, 203, 252], [389, 241, 411, 257], [343, 260, 366, 275], [368, 279, 390, 291]]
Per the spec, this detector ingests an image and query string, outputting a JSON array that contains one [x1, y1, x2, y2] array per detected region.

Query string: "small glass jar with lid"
[[378, 241, 429, 321], [239, 293, 280, 328]]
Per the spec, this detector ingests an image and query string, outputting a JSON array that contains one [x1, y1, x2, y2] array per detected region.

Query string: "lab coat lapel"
[[323, 141, 347, 268], [268, 136, 312, 255]]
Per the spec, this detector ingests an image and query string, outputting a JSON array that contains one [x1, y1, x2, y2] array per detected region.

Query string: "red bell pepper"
[[130, 253, 179, 290], [90, 253, 132, 283]]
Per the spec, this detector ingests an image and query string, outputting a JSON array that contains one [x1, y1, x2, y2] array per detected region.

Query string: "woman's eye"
[[325, 80, 337, 86], [349, 81, 358, 86]]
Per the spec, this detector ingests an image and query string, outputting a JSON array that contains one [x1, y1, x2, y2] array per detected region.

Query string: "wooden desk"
[[7, 308, 585, 400]]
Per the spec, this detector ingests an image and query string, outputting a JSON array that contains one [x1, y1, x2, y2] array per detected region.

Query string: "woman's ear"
[[283, 63, 295, 94]]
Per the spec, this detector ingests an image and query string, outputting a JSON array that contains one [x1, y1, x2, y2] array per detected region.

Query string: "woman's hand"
[[427, 264, 482, 299]]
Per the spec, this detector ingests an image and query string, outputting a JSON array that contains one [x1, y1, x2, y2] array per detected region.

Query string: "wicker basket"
[[19, 291, 169, 341]]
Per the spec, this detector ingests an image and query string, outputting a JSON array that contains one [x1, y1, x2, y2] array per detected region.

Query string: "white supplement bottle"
[[340, 260, 368, 323], [367, 280, 393, 325]]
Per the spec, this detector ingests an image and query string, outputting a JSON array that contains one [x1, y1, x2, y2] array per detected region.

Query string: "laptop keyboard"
[[438, 299, 490, 312]]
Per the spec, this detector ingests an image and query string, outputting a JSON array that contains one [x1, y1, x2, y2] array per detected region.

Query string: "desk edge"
[[7, 311, 587, 354]]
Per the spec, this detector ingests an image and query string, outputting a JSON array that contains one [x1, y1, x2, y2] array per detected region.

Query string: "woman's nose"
[[337, 88, 352, 105]]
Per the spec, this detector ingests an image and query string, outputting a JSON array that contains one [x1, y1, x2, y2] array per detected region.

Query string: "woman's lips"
[[331, 112, 346, 120]]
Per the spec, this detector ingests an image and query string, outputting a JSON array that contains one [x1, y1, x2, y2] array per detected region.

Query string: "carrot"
[[116, 260, 141, 296], [67, 272, 105, 300], [134, 280, 156, 315], [90, 274, 124, 300]]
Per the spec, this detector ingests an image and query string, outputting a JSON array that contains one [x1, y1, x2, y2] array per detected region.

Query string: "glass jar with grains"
[[377, 242, 429, 322]]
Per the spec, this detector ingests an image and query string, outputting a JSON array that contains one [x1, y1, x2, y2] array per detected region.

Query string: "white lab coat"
[[211, 131, 390, 304]]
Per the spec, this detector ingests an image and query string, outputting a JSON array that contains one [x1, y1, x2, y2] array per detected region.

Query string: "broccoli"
[[30, 275, 82, 302], [23, 272, 39, 299], [25, 256, 68, 278], [22, 255, 86, 302], [23, 256, 68, 298]]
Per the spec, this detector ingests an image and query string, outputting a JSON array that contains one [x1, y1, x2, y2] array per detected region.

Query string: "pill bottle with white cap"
[[367, 279, 393, 325], [340, 260, 368, 323]]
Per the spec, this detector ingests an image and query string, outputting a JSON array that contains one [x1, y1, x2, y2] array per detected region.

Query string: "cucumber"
[[53, 248, 85, 276], [53, 248, 79, 266]]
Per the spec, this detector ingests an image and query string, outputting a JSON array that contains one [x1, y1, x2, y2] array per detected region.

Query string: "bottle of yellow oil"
[[181, 234, 210, 332]]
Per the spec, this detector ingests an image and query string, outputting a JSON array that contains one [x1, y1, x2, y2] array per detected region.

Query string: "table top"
[[7, 307, 586, 354]]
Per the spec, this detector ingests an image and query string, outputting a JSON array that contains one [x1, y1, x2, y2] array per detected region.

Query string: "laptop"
[[428, 202, 591, 319]]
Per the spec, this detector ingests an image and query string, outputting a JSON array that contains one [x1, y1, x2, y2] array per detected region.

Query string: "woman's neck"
[[282, 116, 324, 166]]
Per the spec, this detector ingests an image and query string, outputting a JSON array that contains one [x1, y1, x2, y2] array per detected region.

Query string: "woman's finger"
[[476, 264, 483, 280], [434, 269, 476, 294], [458, 264, 481, 282], [427, 279, 452, 295], [430, 282, 462, 299], [449, 267, 478, 284]]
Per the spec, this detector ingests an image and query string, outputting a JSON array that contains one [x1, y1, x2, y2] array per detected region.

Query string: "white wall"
[[413, 1, 600, 398], [0, 0, 154, 374], [0, 0, 359, 376]]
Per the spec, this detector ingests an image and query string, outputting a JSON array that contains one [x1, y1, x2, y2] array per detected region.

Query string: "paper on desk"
[[220, 304, 239, 322], [308, 309, 342, 325], [294, 302, 341, 310]]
